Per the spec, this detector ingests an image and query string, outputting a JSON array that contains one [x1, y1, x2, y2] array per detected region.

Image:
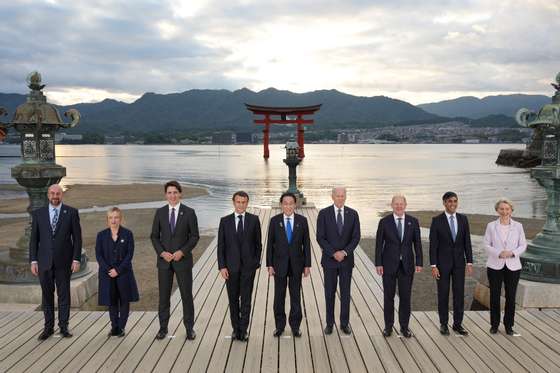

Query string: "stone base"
[[0, 262, 98, 307], [495, 148, 540, 168], [473, 269, 560, 309]]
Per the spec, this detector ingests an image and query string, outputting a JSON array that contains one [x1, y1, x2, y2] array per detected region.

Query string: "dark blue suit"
[[375, 214, 422, 330], [29, 204, 82, 330], [316, 205, 360, 328], [96, 227, 139, 331]]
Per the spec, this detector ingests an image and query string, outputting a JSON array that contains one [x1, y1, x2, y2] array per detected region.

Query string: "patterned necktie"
[[285, 217, 292, 244], [51, 208, 59, 233], [449, 215, 457, 242], [337, 208, 343, 235], [170, 207, 176, 234], [397, 217, 403, 242], [237, 215, 244, 244]]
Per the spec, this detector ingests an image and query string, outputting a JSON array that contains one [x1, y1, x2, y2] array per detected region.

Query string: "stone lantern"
[[283, 140, 306, 206], [516, 72, 560, 283], [0, 72, 90, 283]]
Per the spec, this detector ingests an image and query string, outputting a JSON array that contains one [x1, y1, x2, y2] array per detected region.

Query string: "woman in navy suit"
[[96, 207, 139, 337]]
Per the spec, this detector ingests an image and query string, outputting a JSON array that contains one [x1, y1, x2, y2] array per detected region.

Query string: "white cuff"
[[31, 261, 38, 264], [73, 260, 80, 264], [431, 265, 436, 268]]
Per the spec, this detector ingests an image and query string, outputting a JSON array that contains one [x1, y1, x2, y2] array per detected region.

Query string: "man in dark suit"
[[151, 180, 199, 340], [316, 187, 360, 335], [217, 191, 262, 342], [430, 191, 473, 336], [29, 184, 82, 341], [266, 192, 311, 337], [375, 194, 422, 338]]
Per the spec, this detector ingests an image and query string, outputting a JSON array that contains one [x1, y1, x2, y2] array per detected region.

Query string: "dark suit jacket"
[[316, 205, 361, 268], [375, 214, 423, 275], [217, 212, 262, 272], [429, 212, 473, 271], [266, 213, 311, 277], [29, 204, 82, 272], [95, 227, 139, 305], [151, 203, 200, 270]]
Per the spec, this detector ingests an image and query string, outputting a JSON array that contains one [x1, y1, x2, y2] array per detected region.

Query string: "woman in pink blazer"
[[483, 198, 527, 335]]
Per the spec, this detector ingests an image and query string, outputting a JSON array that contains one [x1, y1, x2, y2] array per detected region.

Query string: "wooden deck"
[[1, 206, 560, 372]]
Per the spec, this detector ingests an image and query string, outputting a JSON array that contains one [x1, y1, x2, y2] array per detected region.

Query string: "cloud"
[[0, 0, 558, 105]]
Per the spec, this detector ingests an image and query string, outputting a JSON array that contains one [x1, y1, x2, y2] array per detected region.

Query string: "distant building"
[[337, 133, 357, 144], [55, 133, 83, 143], [212, 132, 236, 144], [235, 132, 253, 144], [463, 139, 481, 144], [105, 135, 126, 144]]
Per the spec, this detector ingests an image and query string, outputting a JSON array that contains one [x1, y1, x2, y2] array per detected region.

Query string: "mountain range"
[[0, 88, 549, 133]]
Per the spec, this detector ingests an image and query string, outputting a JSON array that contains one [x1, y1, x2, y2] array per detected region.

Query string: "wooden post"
[[263, 115, 270, 159], [297, 115, 305, 158]]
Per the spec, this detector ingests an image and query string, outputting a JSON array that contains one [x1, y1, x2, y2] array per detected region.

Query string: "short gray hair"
[[391, 193, 407, 204], [495, 197, 514, 211]]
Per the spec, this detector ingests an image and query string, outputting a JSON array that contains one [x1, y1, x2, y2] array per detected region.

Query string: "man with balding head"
[[316, 187, 361, 335], [30, 184, 82, 340]]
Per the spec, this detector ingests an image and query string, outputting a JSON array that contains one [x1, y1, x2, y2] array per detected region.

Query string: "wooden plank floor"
[[1, 206, 560, 372]]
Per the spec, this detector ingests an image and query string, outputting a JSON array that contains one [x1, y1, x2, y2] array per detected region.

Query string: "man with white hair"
[[316, 187, 361, 335], [375, 194, 422, 338], [30, 184, 82, 341]]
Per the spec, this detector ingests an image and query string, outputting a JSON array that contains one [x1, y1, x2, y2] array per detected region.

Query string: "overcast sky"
[[0, 0, 558, 105]]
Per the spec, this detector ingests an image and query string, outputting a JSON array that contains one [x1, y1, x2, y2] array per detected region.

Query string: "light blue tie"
[[449, 215, 457, 242], [51, 208, 59, 233], [285, 217, 293, 244]]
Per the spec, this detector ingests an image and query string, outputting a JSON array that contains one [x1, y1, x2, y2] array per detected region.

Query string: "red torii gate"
[[245, 104, 321, 159]]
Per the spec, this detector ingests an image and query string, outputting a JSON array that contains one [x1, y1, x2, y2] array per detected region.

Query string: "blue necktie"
[[336, 208, 343, 235], [51, 208, 59, 234], [397, 217, 403, 242], [449, 215, 457, 242], [285, 217, 292, 244]]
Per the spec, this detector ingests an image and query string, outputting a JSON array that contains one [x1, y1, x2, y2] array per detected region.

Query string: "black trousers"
[[39, 265, 71, 330], [109, 279, 130, 330], [273, 262, 303, 331], [487, 266, 521, 329], [382, 262, 413, 330], [226, 270, 256, 334], [324, 266, 352, 327], [437, 265, 465, 327], [158, 266, 194, 330]]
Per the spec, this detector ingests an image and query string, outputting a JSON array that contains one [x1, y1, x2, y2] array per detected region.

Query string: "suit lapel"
[[340, 208, 351, 236], [441, 213, 455, 243], [174, 204, 185, 233], [388, 215, 400, 242], [403, 215, 412, 242]]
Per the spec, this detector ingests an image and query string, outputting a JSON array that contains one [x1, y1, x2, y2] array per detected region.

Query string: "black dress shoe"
[[382, 328, 392, 337], [505, 328, 516, 336], [341, 325, 352, 335], [60, 328, 73, 338], [231, 330, 238, 340], [292, 329, 302, 337], [108, 327, 118, 337], [400, 328, 412, 338], [238, 332, 249, 341], [186, 329, 196, 340], [324, 325, 333, 335], [273, 329, 284, 337], [490, 327, 498, 334], [440, 325, 450, 335], [452, 325, 468, 336], [118, 329, 125, 337], [155, 329, 168, 340], [38, 328, 54, 341]]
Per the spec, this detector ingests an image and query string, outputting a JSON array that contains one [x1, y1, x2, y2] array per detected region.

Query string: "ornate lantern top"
[[285, 140, 300, 159], [517, 73, 560, 129]]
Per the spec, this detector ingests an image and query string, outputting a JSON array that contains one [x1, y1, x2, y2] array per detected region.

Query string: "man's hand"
[[431, 267, 440, 280], [173, 250, 184, 262], [161, 251, 174, 262], [376, 266, 384, 276], [220, 268, 229, 280], [268, 267, 275, 277], [466, 264, 474, 276], [108, 269, 118, 278], [333, 250, 345, 262], [415, 266, 423, 273], [303, 267, 311, 277], [30, 262, 38, 276], [71, 261, 80, 273]]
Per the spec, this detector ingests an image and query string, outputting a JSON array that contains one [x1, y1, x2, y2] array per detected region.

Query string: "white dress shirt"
[[393, 213, 405, 241], [334, 205, 344, 225], [283, 214, 294, 232], [445, 211, 458, 237], [235, 211, 246, 232], [168, 203, 180, 225]]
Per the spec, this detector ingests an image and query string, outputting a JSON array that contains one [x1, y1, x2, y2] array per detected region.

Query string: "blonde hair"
[[494, 198, 514, 212], [391, 193, 407, 204], [106, 206, 124, 226]]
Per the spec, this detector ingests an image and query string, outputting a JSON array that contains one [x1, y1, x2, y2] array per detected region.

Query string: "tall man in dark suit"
[[375, 194, 422, 338], [30, 184, 82, 341], [430, 191, 473, 336], [266, 192, 311, 337], [151, 180, 200, 340], [217, 191, 262, 342], [316, 187, 360, 335]]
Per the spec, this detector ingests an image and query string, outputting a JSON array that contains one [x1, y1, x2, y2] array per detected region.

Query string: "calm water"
[[0, 144, 545, 234]]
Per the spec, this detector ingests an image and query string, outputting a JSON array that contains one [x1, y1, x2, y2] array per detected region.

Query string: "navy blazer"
[[217, 212, 262, 272], [375, 214, 423, 275], [316, 205, 361, 269], [429, 212, 473, 271], [95, 227, 139, 305], [266, 213, 311, 277], [29, 204, 82, 271], [150, 203, 200, 271]]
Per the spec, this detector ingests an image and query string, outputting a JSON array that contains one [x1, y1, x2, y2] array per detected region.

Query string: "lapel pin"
[[180, 211, 184, 215], [280, 222, 283, 228], [120, 239, 125, 243], [63, 210, 67, 214]]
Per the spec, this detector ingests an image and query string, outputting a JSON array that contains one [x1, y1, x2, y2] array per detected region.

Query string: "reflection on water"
[[0, 144, 546, 234]]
